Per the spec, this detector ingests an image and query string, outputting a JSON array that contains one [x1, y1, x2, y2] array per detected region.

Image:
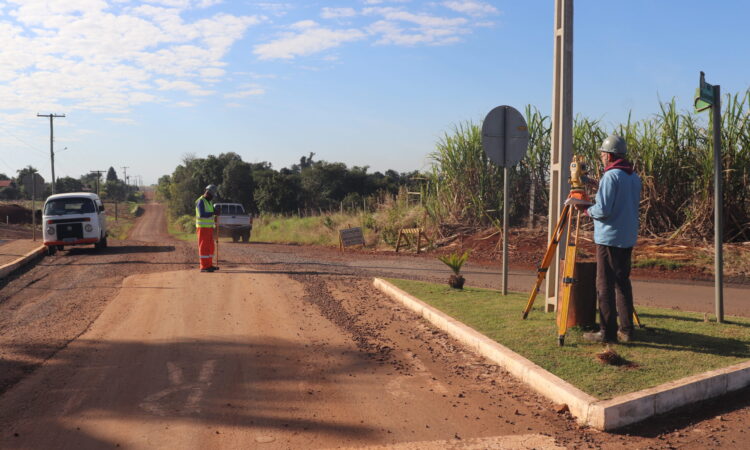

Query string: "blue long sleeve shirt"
[[587, 166, 641, 248]]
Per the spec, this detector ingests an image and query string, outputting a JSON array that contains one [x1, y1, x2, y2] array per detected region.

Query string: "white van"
[[43, 192, 108, 255]]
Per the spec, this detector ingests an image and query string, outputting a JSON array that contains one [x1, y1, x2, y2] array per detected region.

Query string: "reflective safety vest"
[[195, 196, 215, 228]]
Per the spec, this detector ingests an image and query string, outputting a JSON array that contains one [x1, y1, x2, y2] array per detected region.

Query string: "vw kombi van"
[[43, 192, 108, 255]]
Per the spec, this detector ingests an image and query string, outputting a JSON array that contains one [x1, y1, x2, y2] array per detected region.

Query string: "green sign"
[[695, 71, 714, 112]]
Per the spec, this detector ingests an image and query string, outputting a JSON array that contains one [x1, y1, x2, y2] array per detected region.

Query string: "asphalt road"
[[0, 202, 748, 449]]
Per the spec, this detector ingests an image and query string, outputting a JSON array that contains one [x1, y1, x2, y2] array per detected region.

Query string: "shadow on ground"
[[1, 338, 378, 449]]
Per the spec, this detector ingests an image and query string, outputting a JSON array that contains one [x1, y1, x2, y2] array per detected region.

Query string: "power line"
[[0, 123, 48, 159]]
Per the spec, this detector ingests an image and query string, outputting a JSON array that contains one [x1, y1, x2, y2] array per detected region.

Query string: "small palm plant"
[[438, 251, 470, 289]]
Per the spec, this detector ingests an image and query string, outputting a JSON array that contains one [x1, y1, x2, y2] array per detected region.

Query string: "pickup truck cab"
[[214, 202, 253, 242], [43, 192, 108, 255]]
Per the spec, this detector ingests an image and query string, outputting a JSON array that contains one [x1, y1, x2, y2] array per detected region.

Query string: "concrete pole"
[[546, 0, 574, 312]]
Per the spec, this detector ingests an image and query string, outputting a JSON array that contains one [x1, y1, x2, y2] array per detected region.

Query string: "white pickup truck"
[[214, 203, 253, 242]]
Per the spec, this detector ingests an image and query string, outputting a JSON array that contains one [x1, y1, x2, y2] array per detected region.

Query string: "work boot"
[[617, 331, 633, 343], [210, 266, 219, 271], [583, 331, 615, 343], [200, 268, 212, 273]]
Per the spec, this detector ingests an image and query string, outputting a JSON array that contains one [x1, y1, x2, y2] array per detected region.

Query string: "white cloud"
[[0, 1, 262, 115], [253, 24, 365, 60], [364, 7, 469, 46], [174, 101, 195, 107], [290, 20, 318, 30], [321, 7, 357, 19], [224, 87, 265, 98], [106, 117, 136, 124], [443, 0, 499, 17], [200, 67, 226, 78]]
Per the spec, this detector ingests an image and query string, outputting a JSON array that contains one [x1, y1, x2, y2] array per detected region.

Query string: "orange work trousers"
[[197, 227, 215, 269]]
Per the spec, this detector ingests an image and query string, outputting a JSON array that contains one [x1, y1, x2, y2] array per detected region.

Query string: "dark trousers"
[[596, 244, 634, 340]]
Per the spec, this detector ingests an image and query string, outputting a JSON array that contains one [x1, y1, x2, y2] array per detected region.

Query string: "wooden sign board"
[[339, 227, 365, 251]]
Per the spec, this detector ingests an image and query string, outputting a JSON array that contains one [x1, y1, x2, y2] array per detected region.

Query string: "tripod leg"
[[522, 205, 570, 319], [633, 307, 644, 328], [557, 209, 581, 346]]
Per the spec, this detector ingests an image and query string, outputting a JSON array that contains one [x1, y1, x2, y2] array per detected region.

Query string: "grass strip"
[[386, 278, 750, 400], [105, 202, 140, 240], [252, 214, 377, 247]]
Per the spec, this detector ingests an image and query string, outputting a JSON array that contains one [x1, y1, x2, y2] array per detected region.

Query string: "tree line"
[[0, 166, 141, 202], [156, 152, 421, 217]]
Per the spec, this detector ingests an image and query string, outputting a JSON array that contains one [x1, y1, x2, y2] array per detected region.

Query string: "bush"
[[175, 214, 195, 233], [372, 187, 426, 247]]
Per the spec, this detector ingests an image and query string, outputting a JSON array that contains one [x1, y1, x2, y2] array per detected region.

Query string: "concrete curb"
[[0, 245, 46, 279], [373, 277, 750, 430]]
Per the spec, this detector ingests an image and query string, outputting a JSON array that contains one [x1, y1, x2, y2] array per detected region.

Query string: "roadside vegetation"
[[387, 278, 750, 399], [104, 201, 142, 240], [157, 90, 750, 272]]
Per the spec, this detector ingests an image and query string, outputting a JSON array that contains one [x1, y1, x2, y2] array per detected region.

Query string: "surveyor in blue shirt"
[[580, 134, 642, 344]]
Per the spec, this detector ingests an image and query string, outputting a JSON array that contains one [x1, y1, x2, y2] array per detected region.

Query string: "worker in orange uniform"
[[196, 184, 220, 272]]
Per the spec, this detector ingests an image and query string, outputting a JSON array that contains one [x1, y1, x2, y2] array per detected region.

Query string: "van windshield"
[[44, 198, 96, 215]]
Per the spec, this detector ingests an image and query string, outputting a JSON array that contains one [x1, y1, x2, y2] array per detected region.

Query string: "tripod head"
[[568, 155, 592, 202]]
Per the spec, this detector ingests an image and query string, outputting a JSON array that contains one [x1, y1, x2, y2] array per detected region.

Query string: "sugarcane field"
[[1, 2, 750, 449]]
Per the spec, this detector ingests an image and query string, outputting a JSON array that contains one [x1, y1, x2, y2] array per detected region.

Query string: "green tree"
[[106, 166, 118, 182], [220, 159, 254, 210], [16, 166, 41, 199], [104, 180, 128, 201], [56, 176, 84, 193]]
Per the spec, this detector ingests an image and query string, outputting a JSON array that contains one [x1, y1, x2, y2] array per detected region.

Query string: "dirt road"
[[1, 203, 748, 449]]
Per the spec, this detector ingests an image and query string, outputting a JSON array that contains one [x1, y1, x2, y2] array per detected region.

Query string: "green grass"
[[633, 258, 685, 270], [105, 201, 141, 240], [252, 214, 378, 247], [167, 219, 196, 242], [386, 278, 750, 400]]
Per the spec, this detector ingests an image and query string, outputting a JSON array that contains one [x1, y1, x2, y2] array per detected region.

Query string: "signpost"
[[694, 71, 724, 322], [22, 173, 45, 241], [338, 227, 365, 252], [481, 105, 530, 295]]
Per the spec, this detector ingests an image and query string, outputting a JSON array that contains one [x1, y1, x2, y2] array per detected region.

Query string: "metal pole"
[[712, 84, 724, 322], [502, 166, 509, 295], [32, 175, 36, 241]]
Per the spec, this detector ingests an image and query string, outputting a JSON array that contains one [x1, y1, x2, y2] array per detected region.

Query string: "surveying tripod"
[[521, 156, 642, 346]]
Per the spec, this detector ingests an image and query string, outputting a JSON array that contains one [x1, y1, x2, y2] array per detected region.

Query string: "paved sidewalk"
[[0, 239, 45, 266]]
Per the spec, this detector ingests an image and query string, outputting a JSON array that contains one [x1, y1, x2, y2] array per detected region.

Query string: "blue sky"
[[0, 0, 748, 185]]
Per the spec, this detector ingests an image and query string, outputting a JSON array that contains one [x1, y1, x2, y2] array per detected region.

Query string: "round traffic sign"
[[481, 105, 529, 167]]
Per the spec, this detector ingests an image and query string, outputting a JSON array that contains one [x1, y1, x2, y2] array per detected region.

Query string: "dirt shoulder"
[[1, 204, 749, 448]]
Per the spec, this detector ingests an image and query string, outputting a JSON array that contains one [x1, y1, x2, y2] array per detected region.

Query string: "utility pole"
[[90, 170, 106, 196], [121, 166, 129, 186], [37, 113, 65, 194], [546, 0, 574, 313]]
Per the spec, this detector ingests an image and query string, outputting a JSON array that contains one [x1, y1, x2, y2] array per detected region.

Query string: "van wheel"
[[232, 232, 239, 243], [242, 230, 250, 243], [47, 246, 57, 256], [96, 237, 108, 250]]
